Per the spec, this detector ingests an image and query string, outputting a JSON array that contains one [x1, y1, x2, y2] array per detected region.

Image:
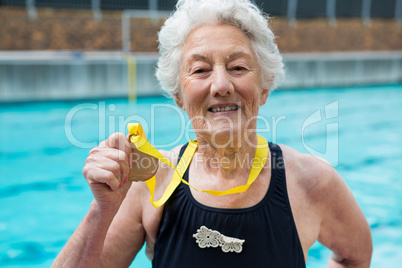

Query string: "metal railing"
[[283, 0, 401, 26], [121, 10, 170, 53], [0, 0, 400, 24]]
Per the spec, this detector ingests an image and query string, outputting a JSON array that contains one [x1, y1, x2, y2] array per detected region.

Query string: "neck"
[[195, 133, 258, 177]]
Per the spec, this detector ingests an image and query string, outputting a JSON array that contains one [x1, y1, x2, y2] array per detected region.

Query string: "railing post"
[[149, 0, 158, 11], [396, 0, 402, 26], [92, 0, 102, 21], [326, 0, 336, 27], [26, 0, 36, 20], [287, 0, 298, 27], [149, 0, 159, 22], [122, 11, 130, 53], [361, 0, 371, 27], [121, 10, 170, 53]]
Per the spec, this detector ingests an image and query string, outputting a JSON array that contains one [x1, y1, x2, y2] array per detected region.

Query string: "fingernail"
[[119, 181, 123, 187], [124, 176, 128, 183]]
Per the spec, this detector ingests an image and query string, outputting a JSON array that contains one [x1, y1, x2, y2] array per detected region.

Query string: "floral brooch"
[[193, 226, 245, 253]]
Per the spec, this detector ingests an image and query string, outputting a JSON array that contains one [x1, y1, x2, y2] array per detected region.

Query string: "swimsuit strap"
[[128, 123, 268, 208]]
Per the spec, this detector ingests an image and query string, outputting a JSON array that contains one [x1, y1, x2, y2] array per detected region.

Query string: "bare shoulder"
[[278, 143, 337, 201], [278, 144, 372, 265], [159, 144, 184, 165], [276, 143, 339, 255]]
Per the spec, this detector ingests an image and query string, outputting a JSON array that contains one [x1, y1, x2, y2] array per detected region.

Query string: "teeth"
[[210, 106, 238, 113]]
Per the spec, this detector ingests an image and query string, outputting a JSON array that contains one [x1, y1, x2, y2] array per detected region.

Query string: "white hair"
[[156, 0, 285, 97]]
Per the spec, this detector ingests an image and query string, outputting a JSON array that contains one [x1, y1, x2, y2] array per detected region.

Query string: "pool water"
[[0, 85, 401, 267]]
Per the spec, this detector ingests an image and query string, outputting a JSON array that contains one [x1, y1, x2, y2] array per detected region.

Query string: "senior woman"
[[53, 0, 372, 267]]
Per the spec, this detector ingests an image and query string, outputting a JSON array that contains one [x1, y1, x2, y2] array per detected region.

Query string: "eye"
[[194, 69, 206, 73], [191, 67, 211, 76], [231, 66, 247, 72]]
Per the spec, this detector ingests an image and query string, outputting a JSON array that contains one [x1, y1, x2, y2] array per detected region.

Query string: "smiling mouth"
[[208, 105, 240, 113]]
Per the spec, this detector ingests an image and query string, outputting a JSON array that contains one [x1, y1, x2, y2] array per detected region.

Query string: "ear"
[[259, 88, 269, 106], [173, 93, 185, 111]]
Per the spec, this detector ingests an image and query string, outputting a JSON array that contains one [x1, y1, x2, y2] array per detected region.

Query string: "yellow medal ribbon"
[[127, 123, 268, 208]]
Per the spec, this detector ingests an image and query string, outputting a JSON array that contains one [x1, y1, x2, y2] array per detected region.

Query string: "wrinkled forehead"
[[180, 23, 257, 65]]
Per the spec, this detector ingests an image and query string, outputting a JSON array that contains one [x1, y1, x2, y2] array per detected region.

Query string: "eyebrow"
[[227, 51, 252, 61], [187, 54, 209, 63], [187, 51, 252, 64]]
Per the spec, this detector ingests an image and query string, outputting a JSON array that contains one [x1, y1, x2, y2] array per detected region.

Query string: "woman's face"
[[177, 23, 269, 145]]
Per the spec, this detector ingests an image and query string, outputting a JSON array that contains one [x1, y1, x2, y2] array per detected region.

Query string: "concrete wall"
[[0, 51, 162, 102], [282, 51, 402, 89], [0, 51, 401, 102]]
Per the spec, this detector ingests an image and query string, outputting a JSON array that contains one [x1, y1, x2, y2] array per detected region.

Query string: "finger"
[[105, 133, 133, 157], [87, 146, 130, 183], [85, 167, 120, 191], [98, 140, 106, 148], [95, 155, 124, 182], [96, 149, 130, 181]]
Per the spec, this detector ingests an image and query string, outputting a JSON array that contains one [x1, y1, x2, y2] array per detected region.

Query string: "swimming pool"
[[1, 84, 401, 267]]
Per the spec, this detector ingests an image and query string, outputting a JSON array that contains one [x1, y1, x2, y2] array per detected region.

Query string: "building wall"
[[0, 7, 401, 52]]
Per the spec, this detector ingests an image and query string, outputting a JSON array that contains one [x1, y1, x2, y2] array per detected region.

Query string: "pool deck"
[[0, 50, 401, 102]]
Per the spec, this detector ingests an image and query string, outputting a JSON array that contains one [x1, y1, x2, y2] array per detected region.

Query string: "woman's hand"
[[53, 132, 156, 267], [82, 132, 158, 212]]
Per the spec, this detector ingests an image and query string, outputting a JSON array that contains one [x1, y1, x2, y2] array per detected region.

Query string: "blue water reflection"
[[0, 85, 401, 267]]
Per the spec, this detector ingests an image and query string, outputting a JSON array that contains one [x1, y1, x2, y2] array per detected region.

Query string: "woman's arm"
[[316, 166, 373, 268], [52, 133, 157, 267], [52, 200, 141, 268]]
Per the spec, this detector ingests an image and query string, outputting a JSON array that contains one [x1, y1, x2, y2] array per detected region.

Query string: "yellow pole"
[[127, 53, 137, 102]]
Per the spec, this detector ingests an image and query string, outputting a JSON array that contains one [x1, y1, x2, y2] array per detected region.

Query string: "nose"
[[210, 67, 234, 97]]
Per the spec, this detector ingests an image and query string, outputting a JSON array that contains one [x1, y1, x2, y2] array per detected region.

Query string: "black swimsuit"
[[152, 142, 305, 268]]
